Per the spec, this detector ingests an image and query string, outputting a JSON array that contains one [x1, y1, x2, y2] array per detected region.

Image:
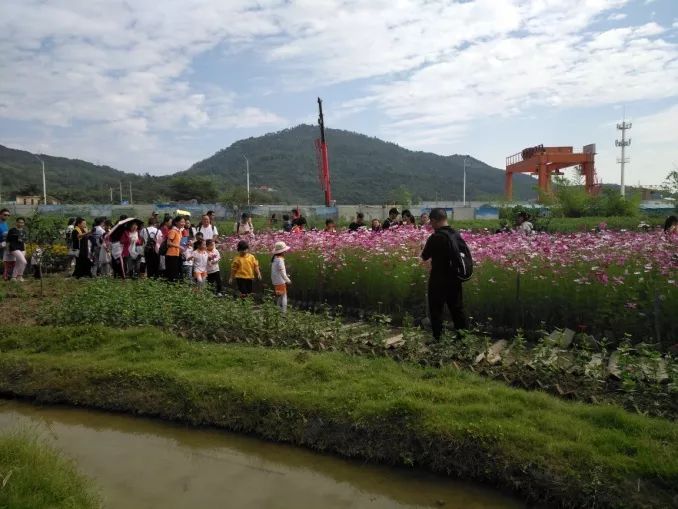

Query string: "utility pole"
[[110, 187, 113, 204], [463, 155, 468, 206], [242, 155, 250, 207], [615, 112, 632, 197], [33, 154, 46, 204], [129, 182, 133, 206], [119, 181, 123, 204]]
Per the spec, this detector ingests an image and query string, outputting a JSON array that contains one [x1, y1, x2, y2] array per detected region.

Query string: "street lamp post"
[[242, 155, 250, 207], [33, 154, 46, 204]]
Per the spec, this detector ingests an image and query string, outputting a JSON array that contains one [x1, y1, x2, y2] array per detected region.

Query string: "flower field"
[[220, 228, 678, 347]]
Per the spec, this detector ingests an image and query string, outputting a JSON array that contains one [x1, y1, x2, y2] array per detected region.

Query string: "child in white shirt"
[[270, 241, 291, 313], [205, 239, 223, 295], [190, 239, 209, 287]]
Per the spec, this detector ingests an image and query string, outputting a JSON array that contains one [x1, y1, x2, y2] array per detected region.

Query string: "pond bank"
[[0, 399, 523, 509], [0, 325, 676, 508]]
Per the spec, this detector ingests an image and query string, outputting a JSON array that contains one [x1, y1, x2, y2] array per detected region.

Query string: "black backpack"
[[158, 236, 168, 256], [442, 229, 473, 282], [143, 228, 158, 257]]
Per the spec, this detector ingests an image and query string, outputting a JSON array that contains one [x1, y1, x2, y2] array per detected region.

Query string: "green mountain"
[[184, 125, 536, 203], [1, 125, 536, 204], [0, 144, 170, 203]]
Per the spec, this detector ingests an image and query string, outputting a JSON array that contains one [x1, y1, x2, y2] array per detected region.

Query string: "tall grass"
[[0, 430, 100, 509]]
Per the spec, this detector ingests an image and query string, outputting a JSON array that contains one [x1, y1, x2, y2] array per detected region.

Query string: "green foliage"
[[550, 178, 640, 218], [1, 325, 677, 508], [24, 213, 66, 246], [5, 276, 675, 419], [168, 176, 218, 202], [0, 144, 173, 203], [220, 186, 279, 206], [662, 170, 678, 207], [0, 430, 100, 509], [41, 278, 346, 348], [388, 185, 413, 207], [553, 178, 591, 217]]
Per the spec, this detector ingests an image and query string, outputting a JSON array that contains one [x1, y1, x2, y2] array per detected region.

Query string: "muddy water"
[[0, 399, 524, 509]]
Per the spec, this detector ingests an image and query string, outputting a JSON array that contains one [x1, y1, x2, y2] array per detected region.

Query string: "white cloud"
[[632, 104, 678, 146], [0, 1, 284, 136], [332, 19, 677, 148], [591, 104, 678, 186], [608, 13, 627, 21], [0, 0, 677, 178]]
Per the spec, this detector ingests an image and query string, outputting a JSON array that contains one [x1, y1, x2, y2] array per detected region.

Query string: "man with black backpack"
[[421, 208, 472, 341]]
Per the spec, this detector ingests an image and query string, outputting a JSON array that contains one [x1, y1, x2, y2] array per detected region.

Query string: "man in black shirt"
[[282, 214, 292, 232], [382, 207, 400, 229], [421, 208, 468, 340], [348, 212, 365, 232]]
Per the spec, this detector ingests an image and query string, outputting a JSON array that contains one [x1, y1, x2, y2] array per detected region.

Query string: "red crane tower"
[[505, 144, 597, 200], [315, 97, 333, 207]]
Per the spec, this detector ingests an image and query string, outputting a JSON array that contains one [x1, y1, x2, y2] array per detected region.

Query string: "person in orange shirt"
[[228, 240, 261, 297], [165, 216, 185, 282]]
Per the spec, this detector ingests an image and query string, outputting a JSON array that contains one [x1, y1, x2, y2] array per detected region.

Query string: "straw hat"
[[272, 241, 290, 255]]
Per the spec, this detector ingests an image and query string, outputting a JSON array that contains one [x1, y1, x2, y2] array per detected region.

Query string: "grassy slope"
[[0, 325, 675, 508], [0, 431, 100, 509]]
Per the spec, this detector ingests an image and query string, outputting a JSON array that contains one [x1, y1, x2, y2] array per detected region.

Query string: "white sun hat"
[[272, 241, 291, 255]]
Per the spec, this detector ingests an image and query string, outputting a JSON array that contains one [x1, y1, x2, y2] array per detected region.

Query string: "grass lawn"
[[0, 324, 675, 508]]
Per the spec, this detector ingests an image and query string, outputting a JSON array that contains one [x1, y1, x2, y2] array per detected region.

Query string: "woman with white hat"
[[271, 241, 291, 313]]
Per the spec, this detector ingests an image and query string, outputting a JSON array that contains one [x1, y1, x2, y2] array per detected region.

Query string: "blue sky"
[[1, 0, 676, 187]]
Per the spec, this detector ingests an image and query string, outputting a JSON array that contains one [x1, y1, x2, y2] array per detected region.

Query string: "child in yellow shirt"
[[229, 240, 261, 296]]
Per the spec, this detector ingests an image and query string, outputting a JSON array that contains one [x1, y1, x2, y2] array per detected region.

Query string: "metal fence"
[[0, 201, 501, 222]]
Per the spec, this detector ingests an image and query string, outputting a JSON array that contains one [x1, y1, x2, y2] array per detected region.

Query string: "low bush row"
[[41, 279, 677, 418]]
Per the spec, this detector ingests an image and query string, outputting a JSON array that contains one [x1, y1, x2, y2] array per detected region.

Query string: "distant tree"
[[220, 186, 279, 207], [17, 183, 41, 196], [388, 185, 412, 207], [552, 177, 639, 217], [169, 176, 218, 202], [220, 186, 249, 207], [662, 169, 678, 206]]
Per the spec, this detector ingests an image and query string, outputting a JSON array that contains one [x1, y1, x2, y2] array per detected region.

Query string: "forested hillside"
[[184, 125, 536, 203], [0, 145, 167, 203], [1, 126, 536, 204]]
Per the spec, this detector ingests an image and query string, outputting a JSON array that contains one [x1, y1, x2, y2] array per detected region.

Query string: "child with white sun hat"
[[271, 241, 292, 313]]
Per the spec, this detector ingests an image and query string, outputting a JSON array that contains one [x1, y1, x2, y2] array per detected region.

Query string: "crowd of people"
[[0, 208, 294, 313]]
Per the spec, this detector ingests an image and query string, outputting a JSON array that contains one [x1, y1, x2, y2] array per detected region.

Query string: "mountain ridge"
[[182, 124, 535, 202], [1, 125, 536, 204]]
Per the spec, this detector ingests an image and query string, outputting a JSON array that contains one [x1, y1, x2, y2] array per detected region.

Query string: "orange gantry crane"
[[505, 144, 597, 200]]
